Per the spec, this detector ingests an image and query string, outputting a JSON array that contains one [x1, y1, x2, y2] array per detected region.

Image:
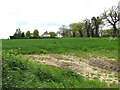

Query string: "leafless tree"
[[101, 6, 119, 37]]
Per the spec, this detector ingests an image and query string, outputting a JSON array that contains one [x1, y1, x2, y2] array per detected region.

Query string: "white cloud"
[[0, 0, 119, 39]]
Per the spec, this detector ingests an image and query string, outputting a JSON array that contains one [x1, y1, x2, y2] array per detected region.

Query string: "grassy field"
[[2, 38, 118, 60], [2, 37, 119, 88], [2, 53, 109, 88]]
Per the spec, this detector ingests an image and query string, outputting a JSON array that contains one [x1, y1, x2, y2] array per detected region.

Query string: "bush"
[[40, 49, 48, 54], [106, 37, 117, 41], [117, 34, 120, 37], [102, 34, 112, 37]]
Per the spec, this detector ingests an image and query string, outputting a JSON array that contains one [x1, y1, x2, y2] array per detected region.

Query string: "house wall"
[[43, 34, 50, 37]]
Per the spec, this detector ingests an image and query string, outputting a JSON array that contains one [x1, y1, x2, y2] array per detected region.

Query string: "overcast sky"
[[0, 0, 119, 39]]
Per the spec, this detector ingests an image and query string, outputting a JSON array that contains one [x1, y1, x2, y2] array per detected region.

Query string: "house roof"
[[43, 33, 50, 35], [42, 31, 50, 35]]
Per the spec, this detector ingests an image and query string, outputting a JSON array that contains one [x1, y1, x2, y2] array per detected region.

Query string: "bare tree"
[[102, 6, 119, 37]]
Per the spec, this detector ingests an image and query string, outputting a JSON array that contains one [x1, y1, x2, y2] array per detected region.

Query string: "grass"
[[92, 68, 97, 71], [56, 56, 64, 60], [0, 39, 2, 89], [107, 72, 112, 74], [2, 38, 118, 60], [114, 73, 118, 78], [38, 57, 51, 60], [93, 77, 99, 80], [2, 38, 119, 88], [2, 51, 110, 88], [90, 73, 95, 77], [108, 75, 113, 78], [97, 74, 101, 78]]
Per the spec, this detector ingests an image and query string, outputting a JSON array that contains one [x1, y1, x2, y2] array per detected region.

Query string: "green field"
[[2, 38, 119, 88], [2, 38, 118, 60]]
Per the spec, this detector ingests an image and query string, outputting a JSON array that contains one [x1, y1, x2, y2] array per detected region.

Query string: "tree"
[[91, 16, 103, 37], [59, 25, 67, 38], [101, 6, 119, 37], [26, 31, 31, 38], [69, 22, 84, 37], [13, 28, 22, 38], [77, 22, 84, 37], [21, 32, 25, 38], [83, 19, 91, 37], [100, 29, 113, 36], [89, 20, 94, 37], [50, 32, 57, 38], [65, 29, 71, 38], [33, 29, 39, 38], [69, 23, 78, 37]]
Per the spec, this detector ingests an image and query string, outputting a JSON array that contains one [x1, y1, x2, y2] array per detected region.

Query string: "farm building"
[[41, 31, 50, 38]]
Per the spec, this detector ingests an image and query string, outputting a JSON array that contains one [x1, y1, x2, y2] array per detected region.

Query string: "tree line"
[[10, 29, 39, 39], [57, 6, 119, 38], [10, 29, 57, 39], [10, 6, 119, 39]]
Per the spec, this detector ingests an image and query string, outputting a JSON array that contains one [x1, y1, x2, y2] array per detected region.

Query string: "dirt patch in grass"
[[87, 55, 120, 73], [25, 54, 119, 86]]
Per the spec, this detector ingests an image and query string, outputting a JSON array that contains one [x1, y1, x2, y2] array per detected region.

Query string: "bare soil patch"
[[25, 54, 119, 86]]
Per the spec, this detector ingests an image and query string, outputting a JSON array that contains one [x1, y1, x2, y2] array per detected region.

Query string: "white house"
[[41, 31, 50, 38]]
